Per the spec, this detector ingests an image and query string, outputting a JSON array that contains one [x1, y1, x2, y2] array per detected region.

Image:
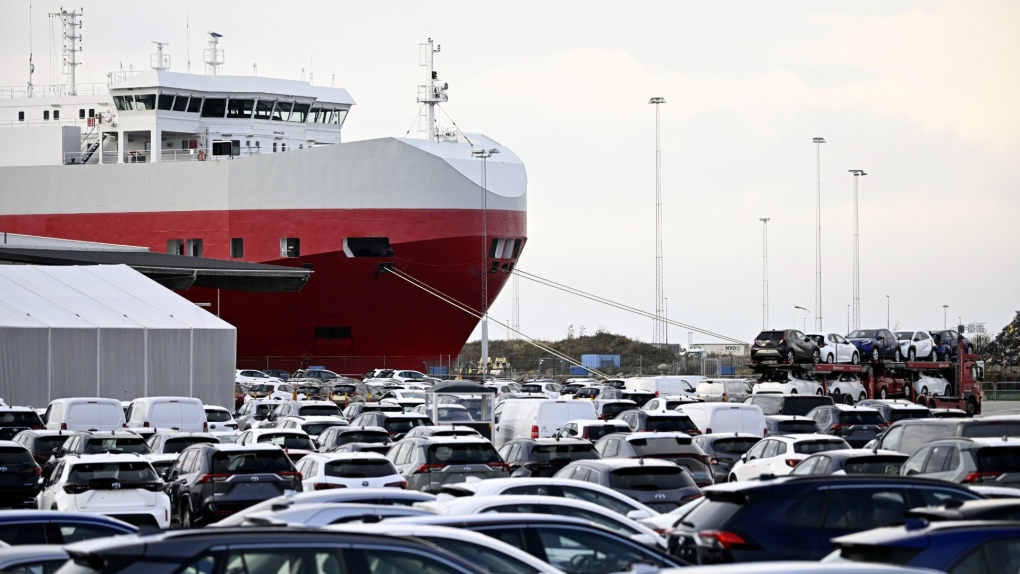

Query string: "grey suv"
[[593, 432, 713, 487], [553, 458, 701, 512], [387, 436, 509, 492], [164, 443, 301, 527]]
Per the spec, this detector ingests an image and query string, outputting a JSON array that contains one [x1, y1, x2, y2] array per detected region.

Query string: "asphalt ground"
[[978, 400, 1020, 417]]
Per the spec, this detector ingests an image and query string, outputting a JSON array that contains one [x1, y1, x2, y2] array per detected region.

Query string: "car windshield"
[[68, 461, 158, 485], [977, 447, 1020, 473], [531, 443, 598, 461], [576, 388, 600, 397], [383, 417, 430, 432], [0, 446, 32, 464], [338, 432, 391, 445], [0, 411, 43, 426], [843, 456, 905, 474], [85, 437, 150, 454], [839, 411, 887, 425], [806, 335, 825, 345], [324, 459, 396, 478], [782, 397, 833, 417], [759, 371, 793, 383], [420, 537, 536, 574], [755, 331, 784, 345], [894, 332, 913, 340], [213, 450, 292, 474], [163, 437, 218, 453], [793, 440, 846, 454], [645, 416, 697, 433], [849, 330, 879, 339], [628, 436, 693, 456], [609, 466, 693, 490], [256, 434, 315, 450], [520, 385, 543, 393], [298, 405, 342, 417], [710, 438, 761, 455], [427, 443, 500, 465], [750, 395, 784, 415], [206, 410, 232, 422]]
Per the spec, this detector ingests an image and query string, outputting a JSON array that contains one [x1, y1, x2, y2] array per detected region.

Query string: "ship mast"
[[418, 38, 449, 141], [50, 7, 82, 96], [204, 32, 224, 75]]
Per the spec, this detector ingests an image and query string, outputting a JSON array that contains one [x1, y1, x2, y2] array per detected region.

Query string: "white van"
[[492, 399, 598, 449], [125, 397, 208, 432], [44, 398, 126, 431], [676, 403, 765, 436], [624, 376, 703, 397], [695, 379, 755, 403]]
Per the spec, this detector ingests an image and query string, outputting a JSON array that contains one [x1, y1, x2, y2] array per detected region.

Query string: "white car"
[[37, 453, 170, 529], [390, 370, 436, 384], [914, 370, 952, 396], [819, 372, 868, 404], [436, 476, 659, 520], [806, 332, 861, 364], [518, 381, 563, 399], [235, 369, 282, 385], [641, 396, 703, 412], [415, 494, 665, 548], [235, 502, 432, 526], [728, 434, 850, 482], [276, 416, 349, 442], [211, 488, 437, 527], [236, 428, 317, 461], [553, 419, 632, 442], [894, 330, 936, 361], [754, 370, 822, 396], [294, 452, 406, 490], [204, 406, 239, 433]]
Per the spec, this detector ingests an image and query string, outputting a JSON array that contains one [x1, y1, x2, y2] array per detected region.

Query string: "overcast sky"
[[3, 1, 1018, 346]]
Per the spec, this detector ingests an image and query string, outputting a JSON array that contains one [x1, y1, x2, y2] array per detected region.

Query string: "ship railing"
[[0, 83, 109, 99], [61, 148, 268, 164], [0, 118, 105, 129]]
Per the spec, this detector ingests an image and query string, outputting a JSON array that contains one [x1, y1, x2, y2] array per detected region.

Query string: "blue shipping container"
[[430, 366, 449, 376], [569, 366, 589, 376], [581, 354, 621, 369], [720, 366, 736, 376]]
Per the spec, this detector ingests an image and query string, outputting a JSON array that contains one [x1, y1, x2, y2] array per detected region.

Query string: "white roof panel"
[[111, 71, 356, 106]]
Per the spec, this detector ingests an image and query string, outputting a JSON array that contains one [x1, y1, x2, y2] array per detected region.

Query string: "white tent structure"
[[0, 265, 235, 409]]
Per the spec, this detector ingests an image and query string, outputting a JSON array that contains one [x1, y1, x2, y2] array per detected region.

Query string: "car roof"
[[382, 512, 611, 529], [303, 452, 388, 462], [205, 442, 282, 452], [702, 473, 981, 495], [340, 426, 388, 434], [694, 432, 762, 442], [675, 562, 942, 574], [249, 428, 309, 436], [67, 453, 155, 463], [0, 511, 138, 530], [829, 405, 880, 412], [768, 433, 842, 443], [0, 405, 36, 412], [802, 448, 906, 461], [831, 520, 1020, 548], [624, 431, 692, 440], [567, 458, 679, 470]]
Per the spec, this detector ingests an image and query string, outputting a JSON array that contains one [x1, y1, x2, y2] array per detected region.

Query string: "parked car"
[[914, 369, 953, 397], [0, 441, 41, 507], [37, 453, 169, 529], [235, 369, 281, 385], [260, 399, 344, 428], [203, 406, 238, 433], [11, 429, 73, 466], [693, 434, 762, 484], [386, 435, 509, 492], [624, 376, 701, 398], [554, 458, 701, 512], [615, 410, 701, 435], [294, 452, 406, 490], [437, 476, 660, 520], [276, 415, 349, 441], [677, 403, 765, 436], [43, 398, 125, 432], [894, 329, 937, 361], [341, 401, 403, 420], [904, 497, 1020, 522], [847, 328, 901, 362], [211, 487, 436, 526], [164, 443, 301, 527], [695, 380, 754, 403], [0, 511, 137, 545], [790, 449, 907, 476], [573, 386, 605, 400], [642, 396, 704, 412], [594, 399, 638, 421], [245, 382, 306, 402], [870, 369, 912, 399], [316, 426, 391, 452], [233, 399, 273, 431], [124, 397, 207, 433], [236, 428, 317, 461], [404, 425, 481, 439], [754, 369, 822, 395], [817, 372, 868, 405], [669, 474, 981, 563], [594, 431, 713, 487], [0, 545, 67, 572], [519, 381, 563, 399], [806, 332, 861, 364], [43, 430, 150, 476], [931, 407, 970, 418], [144, 431, 219, 454], [751, 329, 821, 365], [929, 328, 973, 359], [262, 369, 291, 381], [497, 438, 599, 477], [764, 415, 822, 436], [900, 436, 1020, 485], [349, 412, 432, 440], [744, 393, 833, 417], [0, 406, 44, 441], [856, 400, 932, 425], [806, 405, 888, 448], [492, 399, 598, 448], [728, 434, 849, 481], [554, 419, 632, 442]]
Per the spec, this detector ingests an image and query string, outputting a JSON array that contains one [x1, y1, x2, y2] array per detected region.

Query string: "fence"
[[982, 381, 1020, 401], [237, 355, 460, 380]]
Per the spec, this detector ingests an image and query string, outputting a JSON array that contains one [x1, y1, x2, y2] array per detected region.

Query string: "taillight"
[[785, 459, 800, 468], [963, 471, 1002, 483], [60, 423, 67, 430], [277, 471, 302, 481], [763, 428, 768, 435], [414, 464, 445, 474], [384, 480, 409, 489], [313, 482, 346, 490], [143, 421, 150, 428], [877, 423, 889, 428], [709, 457, 721, 465], [63, 483, 92, 494], [196, 473, 230, 484], [830, 424, 846, 431], [698, 530, 747, 550], [530, 425, 539, 439], [581, 428, 590, 440], [655, 391, 660, 397], [706, 428, 713, 434], [203, 422, 209, 432], [19, 466, 42, 478], [136, 481, 163, 492], [487, 462, 511, 472]]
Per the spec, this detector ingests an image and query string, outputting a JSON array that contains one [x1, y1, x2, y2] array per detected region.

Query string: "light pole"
[[472, 147, 499, 367], [813, 137, 826, 331], [849, 170, 867, 330], [847, 304, 850, 334], [649, 96, 667, 346], [665, 297, 669, 346], [943, 305, 948, 329], [886, 295, 890, 329], [794, 306, 811, 331], [760, 217, 770, 329]]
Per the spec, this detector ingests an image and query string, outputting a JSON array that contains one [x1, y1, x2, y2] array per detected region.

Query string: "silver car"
[[386, 436, 509, 492]]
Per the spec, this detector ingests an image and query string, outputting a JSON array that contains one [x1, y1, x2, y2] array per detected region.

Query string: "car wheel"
[[843, 393, 855, 405], [181, 504, 193, 529], [908, 348, 916, 361], [851, 352, 860, 365], [967, 398, 977, 416], [859, 392, 867, 403], [729, 474, 738, 483], [816, 389, 823, 396], [945, 384, 953, 397], [826, 354, 835, 364], [812, 350, 821, 364], [880, 387, 888, 399], [872, 348, 880, 362], [921, 386, 928, 396], [894, 348, 902, 362], [787, 351, 795, 363], [832, 389, 842, 401]]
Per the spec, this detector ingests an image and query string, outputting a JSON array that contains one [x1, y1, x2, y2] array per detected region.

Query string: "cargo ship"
[[0, 18, 526, 374]]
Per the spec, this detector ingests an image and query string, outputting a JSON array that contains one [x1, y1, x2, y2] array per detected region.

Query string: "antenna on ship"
[[204, 32, 224, 76], [418, 38, 449, 141], [151, 41, 171, 71], [49, 7, 83, 96], [27, 0, 35, 96]]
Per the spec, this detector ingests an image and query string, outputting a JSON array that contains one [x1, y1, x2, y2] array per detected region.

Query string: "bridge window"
[[201, 98, 226, 118], [230, 238, 244, 259], [511, 239, 522, 258], [43, 110, 49, 120], [187, 97, 202, 113], [273, 101, 293, 122], [89, 108, 95, 118], [112, 96, 129, 111], [186, 239, 203, 258], [227, 98, 255, 119], [254, 99, 274, 120], [333, 110, 348, 126], [308, 107, 321, 123], [281, 238, 300, 258], [272, 142, 277, 153], [18, 111, 24, 121], [53, 110, 59, 120], [135, 94, 156, 110], [167, 239, 184, 256], [172, 96, 189, 112], [290, 103, 310, 122], [282, 143, 286, 152], [158, 94, 175, 110]]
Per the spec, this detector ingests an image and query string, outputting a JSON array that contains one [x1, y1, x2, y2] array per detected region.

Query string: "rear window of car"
[[628, 436, 693, 456], [601, 403, 634, 418], [711, 437, 761, 455], [839, 412, 887, 425], [256, 434, 315, 450], [163, 437, 218, 453], [779, 420, 820, 433], [68, 461, 158, 484], [0, 411, 43, 426], [427, 443, 501, 465], [589, 425, 630, 442], [213, 450, 292, 474], [679, 497, 743, 531], [34, 435, 68, 453], [303, 423, 345, 436], [298, 405, 342, 417], [889, 409, 932, 422], [782, 397, 833, 417], [962, 422, 1020, 438], [755, 331, 784, 345], [324, 459, 396, 478], [0, 446, 32, 464], [333, 385, 358, 395], [610, 466, 693, 490], [793, 440, 847, 455], [520, 385, 542, 393], [843, 456, 906, 475], [977, 447, 1020, 473], [206, 410, 232, 422], [85, 437, 150, 454], [531, 443, 598, 460], [436, 408, 474, 422], [383, 417, 430, 432], [645, 416, 698, 433], [339, 431, 391, 444], [750, 395, 783, 415]]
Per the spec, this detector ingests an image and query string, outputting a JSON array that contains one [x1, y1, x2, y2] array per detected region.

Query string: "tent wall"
[[0, 326, 49, 407], [192, 327, 236, 409], [100, 328, 146, 402]]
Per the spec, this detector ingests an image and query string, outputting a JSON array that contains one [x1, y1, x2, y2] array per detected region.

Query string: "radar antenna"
[[150, 41, 171, 71], [204, 32, 224, 75], [49, 7, 82, 95]]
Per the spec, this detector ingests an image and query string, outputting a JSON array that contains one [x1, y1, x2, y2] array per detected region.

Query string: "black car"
[[497, 438, 600, 477], [164, 443, 301, 527], [11, 429, 72, 466], [751, 329, 821, 365], [559, 383, 586, 396], [594, 399, 637, 421], [349, 412, 432, 440], [0, 407, 44, 441], [806, 405, 888, 448], [693, 434, 762, 484], [317, 426, 392, 452], [615, 410, 700, 434], [43, 430, 150, 476], [744, 394, 834, 417], [764, 415, 821, 436], [669, 475, 981, 564], [56, 527, 491, 574], [0, 441, 41, 507]]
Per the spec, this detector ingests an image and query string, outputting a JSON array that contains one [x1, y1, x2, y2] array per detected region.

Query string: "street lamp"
[[847, 304, 851, 334], [886, 295, 890, 329], [472, 147, 499, 366], [943, 305, 949, 329], [794, 305, 811, 331], [813, 137, 826, 331]]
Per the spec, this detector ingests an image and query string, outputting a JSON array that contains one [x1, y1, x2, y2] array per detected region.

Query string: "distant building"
[[691, 343, 750, 356]]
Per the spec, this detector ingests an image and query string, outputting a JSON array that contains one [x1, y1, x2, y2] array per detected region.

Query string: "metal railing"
[[0, 83, 110, 99], [982, 381, 1020, 400], [61, 149, 270, 165]]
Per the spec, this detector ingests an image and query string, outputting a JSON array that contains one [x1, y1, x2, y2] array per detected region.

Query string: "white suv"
[[236, 369, 282, 385], [294, 452, 406, 491], [37, 453, 170, 529]]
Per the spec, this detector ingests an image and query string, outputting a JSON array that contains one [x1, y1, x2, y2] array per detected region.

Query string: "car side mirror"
[[741, 454, 748, 462], [876, 335, 884, 340], [51, 447, 59, 456], [626, 509, 652, 520], [253, 414, 266, 421]]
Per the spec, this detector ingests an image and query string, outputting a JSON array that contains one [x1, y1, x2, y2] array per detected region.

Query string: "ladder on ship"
[[75, 121, 106, 164]]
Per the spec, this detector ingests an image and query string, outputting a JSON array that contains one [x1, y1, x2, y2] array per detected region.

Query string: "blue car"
[[827, 520, 1020, 571], [0, 510, 138, 545], [848, 329, 901, 362], [929, 329, 974, 361]]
